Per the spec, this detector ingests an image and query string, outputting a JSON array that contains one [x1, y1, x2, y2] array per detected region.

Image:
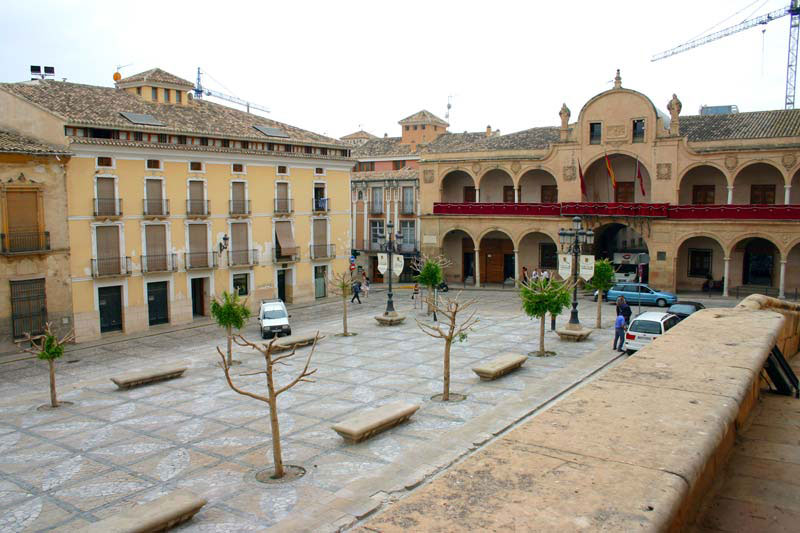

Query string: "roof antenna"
[[445, 95, 454, 122]]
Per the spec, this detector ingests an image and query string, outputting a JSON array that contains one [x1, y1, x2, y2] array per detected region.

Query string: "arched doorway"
[[679, 165, 727, 205], [518, 231, 558, 278], [730, 237, 779, 288], [441, 171, 476, 203], [441, 229, 476, 284], [593, 223, 650, 282], [787, 242, 800, 298], [584, 154, 651, 203], [479, 169, 514, 203], [790, 167, 800, 204], [675, 236, 725, 291], [732, 163, 784, 205], [478, 230, 514, 285], [519, 169, 558, 203]]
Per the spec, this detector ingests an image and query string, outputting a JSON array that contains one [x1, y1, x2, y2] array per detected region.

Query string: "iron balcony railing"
[[229, 199, 251, 216], [93, 197, 122, 217], [1, 232, 50, 254], [141, 253, 177, 273], [398, 241, 417, 253], [185, 251, 219, 269], [186, 199, 210, 216], [143, 198, 170, 217], [91, 256, 132, 277], [228, 249, 258, 266], [310, 244, 335, 259], [275, 198, 293, 214], [312, 197, 329, 212], [274, 246, 299, 263]]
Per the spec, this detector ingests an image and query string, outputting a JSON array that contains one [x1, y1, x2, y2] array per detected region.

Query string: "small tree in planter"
[[585, 259, 616, 329], [16, 323, 75, 408], [416, 293, 478, 401], [211, 291, 251, 367], [329, 271, 356, 336], [413, 255, 451, 314], [519, 279, 573, 356], [218, 333, 320, 479]]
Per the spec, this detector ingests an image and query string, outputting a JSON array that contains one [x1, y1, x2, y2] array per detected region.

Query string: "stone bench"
[[273, 334, 321, 353], [472, 353, 527, 380], [332, 402, 420, 443], [110, 367, 187, 390], [75, 489, 206, 532]]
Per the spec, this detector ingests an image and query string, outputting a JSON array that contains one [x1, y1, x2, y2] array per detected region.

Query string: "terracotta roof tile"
[[351, 168, 419, 182], [680, 109, 800, 141], [352, 137, 420, 158], [116, 68, 194, 88], [399, 110, 449, 127], [424, 127, 560, 153], [0, 129, 70, 155], [341, 130, 378, 140]]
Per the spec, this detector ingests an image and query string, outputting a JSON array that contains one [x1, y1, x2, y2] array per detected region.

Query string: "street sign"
[[392, 254, 404, 276], [377, 253, 388, 275], [349, 256, 355, 263], [558, 254, 572, 280], [579, 255, 595, 280], [349, 264, 356, 271]]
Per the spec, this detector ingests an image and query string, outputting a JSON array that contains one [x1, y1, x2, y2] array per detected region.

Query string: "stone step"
[[332, 401, 420, 443], [472, 353, 528, 380], [110, 366, 187, 389], [74, 489, 206, 532]]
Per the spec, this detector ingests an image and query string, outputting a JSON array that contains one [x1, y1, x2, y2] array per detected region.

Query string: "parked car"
[[667, 301, 706, 321], [259, 299, 291, 339], [624, 311, 680, 354], [604, 283, 678, 307]]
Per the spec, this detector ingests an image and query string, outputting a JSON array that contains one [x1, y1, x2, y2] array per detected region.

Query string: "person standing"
[[542, 269, 551, 284], [362, 272, 370, 298], [522, 266, 529, 284], [531, 268, 540, 282], [616, 296, 632, 325], [613, 313, 626, 352], [351, 280, 362, 304]]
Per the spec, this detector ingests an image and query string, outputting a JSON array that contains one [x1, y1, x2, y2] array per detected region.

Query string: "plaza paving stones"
[[0, 291, 733, 531]]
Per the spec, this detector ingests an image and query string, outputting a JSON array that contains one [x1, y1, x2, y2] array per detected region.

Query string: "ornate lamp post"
[[558, 216, 594, 331], [374, 222, 405, 325]]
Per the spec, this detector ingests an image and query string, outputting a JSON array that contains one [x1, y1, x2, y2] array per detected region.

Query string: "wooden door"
[[503, 186, 515, 203], [615, 182, 634, 203], [463, 186, 476, 203]]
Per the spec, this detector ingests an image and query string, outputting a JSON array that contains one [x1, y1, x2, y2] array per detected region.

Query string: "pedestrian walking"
[[351, 280, 362, 304], [362, 273, 370, 298], [412, 282, 419, 300], [613, 313, 626, 352], [542, 269, 550, 283]]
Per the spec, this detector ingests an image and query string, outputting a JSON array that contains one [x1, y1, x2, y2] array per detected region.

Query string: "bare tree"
[[328, 271, 355, 336], [16, 323, 75, 408], [218, 332, 320, 479], [416, 293, 478, 401]]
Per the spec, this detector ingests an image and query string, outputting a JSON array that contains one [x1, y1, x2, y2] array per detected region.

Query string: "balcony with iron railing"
[[398, 241, 417, 253], [310, 244, 335, 259], [141, 253, 178, 273], [312, 197, 329, 212], [186, 199, 210, 217], [274, 246, 299, 263], [275, 198, 293, 215], [228, 249, 258, 266], [229, 199, 251, 217], [143, 198, 170, 218], [1, 232, 50, 254], [91, 256, 132, 277], [93, 197, 122, 217], [185, 250, 219, 269]]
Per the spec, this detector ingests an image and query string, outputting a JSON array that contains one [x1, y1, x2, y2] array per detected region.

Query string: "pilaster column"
[[514, 249, 520, 284], [363, 198, 369, 250], [514, 187, 519, 203], [726, 186, 733, 205], [394, 190, 399, 229], [779, 259, 787, 299], [351, 197, 356, 249], [723, 257, 730, 297], [474, 248, 481, 288], [476, 188, 480, 202], [785, 184, 792, 204]]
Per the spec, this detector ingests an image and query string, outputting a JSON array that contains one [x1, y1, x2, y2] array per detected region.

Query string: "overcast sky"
[[0, 0, 793, 139]]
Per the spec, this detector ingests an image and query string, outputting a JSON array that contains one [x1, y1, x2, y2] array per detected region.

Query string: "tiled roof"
[[351, 168, 418, 182], [341, 130, 378, 140], [679, 109, 800, 141], [0, 79, 345, 147], [117, 68, 194, 88], [352, 137, 420, 158], [424, 127, 560, 153], [0, 129, 70, 155], [399, 110, 449, 127]]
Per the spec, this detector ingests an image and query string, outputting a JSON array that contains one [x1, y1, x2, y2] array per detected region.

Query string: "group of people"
[[350, 272, 370, 304], [613, 296, 632, 352], [521, 266, 552, 284]]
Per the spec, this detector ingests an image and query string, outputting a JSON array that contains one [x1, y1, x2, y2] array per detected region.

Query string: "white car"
[[259, 299, 291, 339], [623, 311, 680, 354]]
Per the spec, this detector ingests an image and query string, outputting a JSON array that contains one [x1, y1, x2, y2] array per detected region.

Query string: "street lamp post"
[[558, 216, 594, 330], [380, 222, 402, 316]]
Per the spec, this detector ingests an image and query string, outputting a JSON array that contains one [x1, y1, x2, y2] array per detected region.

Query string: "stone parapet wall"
[[360, 303, 791, 532], [737, 294, 800, 357]]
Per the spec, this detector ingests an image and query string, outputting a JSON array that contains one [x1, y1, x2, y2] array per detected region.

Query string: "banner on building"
[[392, 254, 404, 276], [377, 253, 388, 275], [579, 255, 595, 280], [558, 254, 572, 280]]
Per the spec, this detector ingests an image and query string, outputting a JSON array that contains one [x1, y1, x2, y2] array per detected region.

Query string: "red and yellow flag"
[[604, 153, 617, 189]]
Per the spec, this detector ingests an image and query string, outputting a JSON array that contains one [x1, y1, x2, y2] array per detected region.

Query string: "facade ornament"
[[423, 169, 434, 183], [781, 153, 797, 170], [471, 162, 482, 174], [563, 165, 576, 181], [667, 93, 682, 135], [724, 155, 738, 171], [607, 124, 626, 139], [613, 69, 622, 89], [511, 161, 521, 174], [656, 163, 672, 180]]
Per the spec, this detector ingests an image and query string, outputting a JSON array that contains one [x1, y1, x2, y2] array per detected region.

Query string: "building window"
[[157, 134, 167, 143], [321, 148, 328, 155], [136, 87, 141, 96], [402, 186, 414, 214], [164, 89, 171, 102], [692, 185, 715, 205], [200, 137, 209, 146], [632, 119, 645, 142], [400, 220, 415, 244], [540, 243, 557, 268], [370, 220, 385, 247], [134, 131, 143, 141], [404, 125, 409, 131], [589, 122, 601, 144], [233, 273, 249, 296], [277, 165, 288, 175], [413, 125, 418, 130], [177, 135, 187, 145], [241, 141, 249, 149], [541, 185, 558, 203], [304, 146, 313, 154], [421, 125, 426, 130], [393, 160, 405, 170], [221, 139, 230, 148], [97, 156, 113, 168], [232, 163, 244, 173], [750, 184, 776, 204], [190, 161, 203, 172], [146, 159, 161, 170], [371, 187, 383, 214], [356, 162, 374, 172], [176, 90, 182, 103], [151, 87, 158, 101], [615, 182, 635, 203], [315, 167, 324, 175], [689, 249, 712, 278], [463, 186, 476, 203]]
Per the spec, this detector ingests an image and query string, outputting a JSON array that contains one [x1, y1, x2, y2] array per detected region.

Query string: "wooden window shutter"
[[6, 191, 39, 233], [276, 182, 288, 199], [96, 225, 119, 260], [188, 224, 207, 254], [189, 181, 204, 201], [231, 222, 248, 250], [145, 225, 166, 256], [97, 177, 115, 199], [146, 179, 162, 200], [313, 219, 327, 246], [231, 182, 245, 202]]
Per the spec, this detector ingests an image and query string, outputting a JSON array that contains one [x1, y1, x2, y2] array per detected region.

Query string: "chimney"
[[486, 125, 492, 137]]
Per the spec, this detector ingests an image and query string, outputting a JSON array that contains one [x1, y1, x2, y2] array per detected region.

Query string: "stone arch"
[[725, 233, 781, 257], [441, 225, 478, 245], [677, 163, 729, 205], [728, 234, 782, 288], [513, 228, 560, 251], [732, 161, 787, 204], [441, 228, 477, 285], [477, 168, 514, 203], [477, 228, 515, 285], [476, 226, 514, 245], [518, 168, 559, 203], [674, 231, 727, 254], [517, 230, 559, 278], [440, 169, 476, 203], [678, 161, 731, 186], [515, 163, 559, 184], [674, 233, 727, 291], [583, 153, 653, 203]]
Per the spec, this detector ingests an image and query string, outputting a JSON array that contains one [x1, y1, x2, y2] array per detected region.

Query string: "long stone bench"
[[472, 353, 527, 380], [273, 334, 321, 353], [332, 402, 420, 443], [110, 367, 187, 390], [358, 296, 800, 532], [75, 489, 206, 532]]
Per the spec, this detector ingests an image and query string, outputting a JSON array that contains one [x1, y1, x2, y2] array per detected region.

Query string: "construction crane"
[[652, 1, 800, 109], [193, 67, 270, 114]]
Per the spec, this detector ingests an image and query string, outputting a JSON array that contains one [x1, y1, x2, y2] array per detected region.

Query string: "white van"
[[259, 299, 291, 339], [623, 311, 679, 354]]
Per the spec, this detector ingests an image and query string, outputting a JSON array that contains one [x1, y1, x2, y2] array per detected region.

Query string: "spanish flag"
[[604, 153, 617, 189], [578, 161, 587, 198]]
